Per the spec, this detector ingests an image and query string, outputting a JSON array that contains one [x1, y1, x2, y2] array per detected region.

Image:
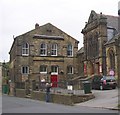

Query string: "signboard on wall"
[[109, 70, 115, 76]]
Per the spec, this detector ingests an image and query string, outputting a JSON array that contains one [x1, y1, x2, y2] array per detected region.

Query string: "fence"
[[15, 82, 25, 89], [15, 79, 85, 93]]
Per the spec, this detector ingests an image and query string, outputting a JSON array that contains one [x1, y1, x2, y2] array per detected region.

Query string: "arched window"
[[40, 43, 47, 56], [109, 50, 115, 70], [22, 43, 29, 56], [87, 35, 92, 58], [67, 44, 73, 56], [94, 32, 99, 57], [87, 32, 99, 58]]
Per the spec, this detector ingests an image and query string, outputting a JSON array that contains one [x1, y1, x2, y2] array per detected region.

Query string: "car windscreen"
[[106, 76, 116, 80]]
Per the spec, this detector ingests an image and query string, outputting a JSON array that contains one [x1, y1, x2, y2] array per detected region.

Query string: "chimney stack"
[[35, 23, 39, 29]]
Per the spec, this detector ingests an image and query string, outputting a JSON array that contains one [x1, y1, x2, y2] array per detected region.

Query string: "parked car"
[[91, 75, 117, 90]]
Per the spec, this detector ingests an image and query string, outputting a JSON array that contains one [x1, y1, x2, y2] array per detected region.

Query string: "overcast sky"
[[0, 0, 119, 62]]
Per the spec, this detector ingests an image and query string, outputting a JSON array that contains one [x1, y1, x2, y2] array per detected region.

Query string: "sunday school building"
[[9, 10, 120, 90]]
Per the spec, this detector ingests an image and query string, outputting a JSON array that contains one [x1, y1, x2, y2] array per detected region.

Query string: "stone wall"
[[31, 91, 95, 105], [15, 89, 26, 98]]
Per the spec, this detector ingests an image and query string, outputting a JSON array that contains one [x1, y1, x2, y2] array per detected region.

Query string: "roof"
[[97, 12, 119, 33], [105, 15, 119, 33], [77, 47, 84, 54], [83, 10, 119, 34], [9, 23, 79, 53], [105, 33, 120, 45]]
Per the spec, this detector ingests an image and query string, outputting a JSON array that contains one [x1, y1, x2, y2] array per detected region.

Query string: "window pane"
[[107, 29, 114, 41], [67, 66, 73, 74], [67, 44, 73, 56], [51, 44, 57, 56], [51, 66, 58, 73], [22, 66, 29, 74], [22, 43, 29, 55], [40, 66, 47, 72], [40, 43, 47, 56]]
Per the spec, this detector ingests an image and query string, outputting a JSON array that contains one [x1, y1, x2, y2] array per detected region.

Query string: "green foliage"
[[118, 104, 120, 108], [2, 76, 9, 85]]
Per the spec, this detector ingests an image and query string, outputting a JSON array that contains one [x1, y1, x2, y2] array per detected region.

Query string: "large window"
[[21, 66, 29, 74], [40, 65, 47, 73], [22, 43, 29, 56], [51, 66, 58, 74], [67, 44, 73, 56], [67, 66, 73, 74], [87, 33, 99, 58], [51, 44, 57, 56], [40, 43, 47, 56]]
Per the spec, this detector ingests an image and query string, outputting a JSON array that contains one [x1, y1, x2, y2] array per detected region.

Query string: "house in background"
[[9, 23, 79, 90], [0, 63, 2, 93], [80, 10, 120, 80]]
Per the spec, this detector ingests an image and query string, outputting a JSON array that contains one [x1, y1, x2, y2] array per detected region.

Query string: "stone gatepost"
[[9, 82, 15, 96]]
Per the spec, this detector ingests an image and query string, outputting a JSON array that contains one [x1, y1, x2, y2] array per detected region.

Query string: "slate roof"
[[97, 14, 119, 33], [77, 47, 84, 54], [106, 15, 119, 33]]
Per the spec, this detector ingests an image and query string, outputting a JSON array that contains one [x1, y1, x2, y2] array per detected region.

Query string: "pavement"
[[37, 87, 119, 110], [75, 88, 119, 111]]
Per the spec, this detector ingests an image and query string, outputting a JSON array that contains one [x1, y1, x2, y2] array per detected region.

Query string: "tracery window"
[[87, 32, 99, 58]]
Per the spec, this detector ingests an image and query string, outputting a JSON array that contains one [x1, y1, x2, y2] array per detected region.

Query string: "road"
[[2, 94, 118, 113], [76, 89, 119, 110]]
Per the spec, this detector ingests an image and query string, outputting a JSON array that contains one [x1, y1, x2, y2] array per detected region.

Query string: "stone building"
[[9, 23, 79, 89], [0, 63, 2, 93], [80, 10, 120, 79]]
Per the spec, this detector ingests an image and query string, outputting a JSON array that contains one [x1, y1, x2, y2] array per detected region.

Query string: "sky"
[[0, 0, 119, 62]]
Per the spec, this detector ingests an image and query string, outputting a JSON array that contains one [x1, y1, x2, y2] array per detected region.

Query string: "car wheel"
[[112, 86, 116, 89]]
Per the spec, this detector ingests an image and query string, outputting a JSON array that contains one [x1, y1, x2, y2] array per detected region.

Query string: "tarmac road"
[[2, 93, 118, 113], [76, 88, 119, 110]]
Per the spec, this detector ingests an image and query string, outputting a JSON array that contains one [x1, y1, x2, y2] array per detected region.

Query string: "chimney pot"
[[35, 23, 39, 29]]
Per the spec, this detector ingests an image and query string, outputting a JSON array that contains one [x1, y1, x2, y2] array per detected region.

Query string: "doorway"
[[51, 75, 58, 87]]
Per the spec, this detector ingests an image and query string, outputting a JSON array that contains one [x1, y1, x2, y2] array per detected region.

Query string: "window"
[[67, 44, 73, 56], [21, 66, 29, 74], [107, 28, 114, 41], [51, 44, 57, 56], [87, 33, 99, 58], [51, 66, 58, 73], [40, 65, 47, 73], [67, 66, 73, 74], [109, 50, 115, 70], [40, 43, 47, 56], [22, 43, 29, 56]]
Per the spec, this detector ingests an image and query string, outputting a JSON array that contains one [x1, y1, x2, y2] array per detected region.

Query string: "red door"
[[51, 75, 58, 87]]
